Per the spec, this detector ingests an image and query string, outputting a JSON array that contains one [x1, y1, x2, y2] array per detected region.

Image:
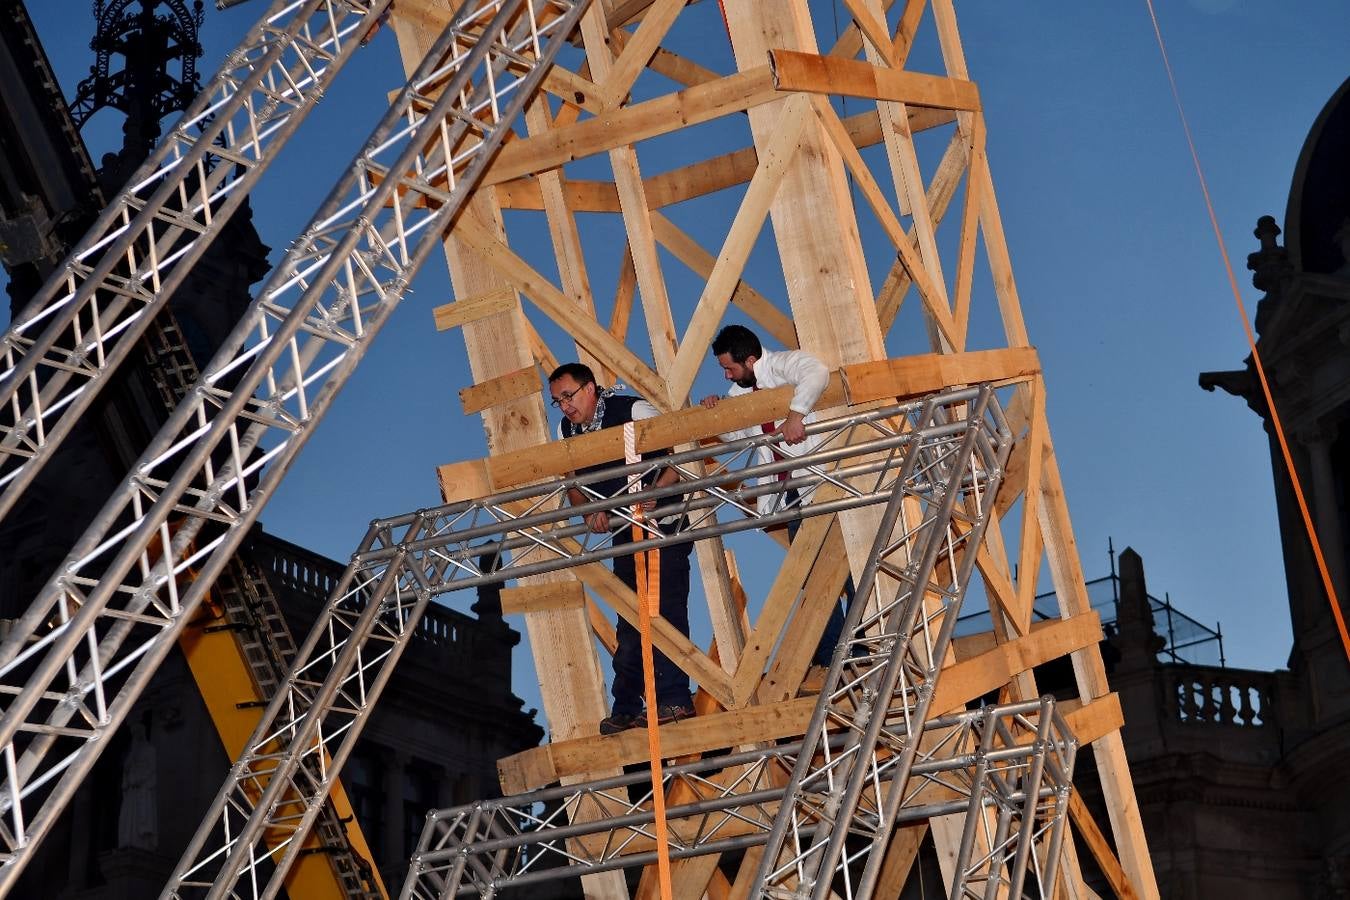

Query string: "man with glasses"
[[547, 363, 695, 734]]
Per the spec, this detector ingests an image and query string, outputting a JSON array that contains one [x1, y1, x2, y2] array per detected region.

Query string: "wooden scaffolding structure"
[[392, 0, 1159, 895]]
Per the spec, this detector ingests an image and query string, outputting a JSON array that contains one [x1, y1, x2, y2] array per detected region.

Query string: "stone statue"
[[116, 720, 158, 851]]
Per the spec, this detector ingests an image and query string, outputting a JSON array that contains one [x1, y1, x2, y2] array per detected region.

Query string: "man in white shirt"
[[699, 324, 830, 514], [699, 325, 850, 666]]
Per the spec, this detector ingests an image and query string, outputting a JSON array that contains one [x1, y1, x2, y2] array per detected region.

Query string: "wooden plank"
[[769, 49, 980, 111], [500, 614, 1105, 794], [498, 696, 818, 793], [500, 581, 587, 615], [730, 513, 840, 705], [442, 349, 1038, 493], [756, 522, 854, 704], [839, 347, 1039, 403], [931, 612, 1101, 713], [1069, 789, 1141, 900], [483, 67, 780, 186], [437, 458, 492, 505], [431, 287, 516, 331], [842, 0, 898, 66], [568, 552, 734, 707], [523, 96, 609, 383], [459, 365, 539, 415], [581, 4, 681, 405]]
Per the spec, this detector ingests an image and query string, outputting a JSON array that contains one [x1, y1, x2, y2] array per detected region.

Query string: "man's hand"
[[584, 511, 610, 533], [780, 410, 808, 445], [699, 395, 721, 409]]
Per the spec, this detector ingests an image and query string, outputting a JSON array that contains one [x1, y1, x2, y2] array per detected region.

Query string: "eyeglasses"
[[550, 384, 590, 408]]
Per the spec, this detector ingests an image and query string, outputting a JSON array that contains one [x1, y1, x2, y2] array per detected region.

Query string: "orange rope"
[[633, 519, 674, 900], [1143, 0, 1350, 665]]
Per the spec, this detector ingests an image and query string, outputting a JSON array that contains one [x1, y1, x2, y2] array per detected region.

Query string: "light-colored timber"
[[404, 0, 1161, 895]]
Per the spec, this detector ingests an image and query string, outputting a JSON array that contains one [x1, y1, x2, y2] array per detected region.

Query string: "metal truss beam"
[[394, 383, 1076, 900], [0, 0, 392, 522], [396, 698, 1076, 898], [752, 386, 1005, 899], [161, 387, 1001, 899], [0, 0, 591, 891]]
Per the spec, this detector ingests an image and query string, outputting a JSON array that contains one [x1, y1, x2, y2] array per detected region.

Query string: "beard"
[[734, 374, 756, 389]]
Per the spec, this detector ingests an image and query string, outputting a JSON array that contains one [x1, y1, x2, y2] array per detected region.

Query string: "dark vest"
[[560, 394, 674, 502]]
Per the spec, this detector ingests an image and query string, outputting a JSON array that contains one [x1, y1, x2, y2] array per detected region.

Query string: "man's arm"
[[632, 400, 681, 497], [768, 349, 829, 444]]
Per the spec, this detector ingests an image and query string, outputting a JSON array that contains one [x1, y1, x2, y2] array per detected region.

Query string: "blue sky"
[[7, 0, 1348, 713]]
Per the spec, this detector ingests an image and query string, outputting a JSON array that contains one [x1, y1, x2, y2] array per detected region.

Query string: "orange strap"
[[624, 420, 673, 900], [1144, 0, 1350, 665], [633, 519, 674, 900]]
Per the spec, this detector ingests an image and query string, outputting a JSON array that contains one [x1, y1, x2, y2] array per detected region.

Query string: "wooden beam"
[[498, 696, 818, 793], [453, 210, 671, 406], [839, 347, 1039, 404], [769, 49, 980, 111], [500, 612, 1105, 794], [431, 287, 516, 331], [438, 348, 1040, 494], [931, 612, 1101, 713], [483, 67, 779, 186], [729, 513, 840, 705], [1069, 790, 1141, 900], [459, 365, 539, 415], [500, 581, 587, 615], [597, 0, 687, 108], [490, 107, 952, 214], [809, 94, 956, 346]]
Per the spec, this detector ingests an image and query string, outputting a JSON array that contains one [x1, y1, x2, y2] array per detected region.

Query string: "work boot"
[[599, 711, 641, 735], [636, 703, 695, 728]]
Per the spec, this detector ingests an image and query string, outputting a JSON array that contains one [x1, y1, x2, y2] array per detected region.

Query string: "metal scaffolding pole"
[[0, 0, 391, 521], [161, 387, 999, 899], [0, 1, 590, 890]]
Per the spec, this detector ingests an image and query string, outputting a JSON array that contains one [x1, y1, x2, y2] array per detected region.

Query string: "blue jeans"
[[610, 521, 694, 715]]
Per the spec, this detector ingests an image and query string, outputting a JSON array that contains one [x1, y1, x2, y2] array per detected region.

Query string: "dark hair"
[[548, 362, 595, 385], [711, 324, 761, 363]]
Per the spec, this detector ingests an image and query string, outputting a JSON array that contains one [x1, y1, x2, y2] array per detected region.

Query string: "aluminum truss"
[[146, 301, 381, 897], [397, 698, 1076, 899], [0, 0, 392, 521], [160, 385, 1006, 899], [0, 0, 591, 891], [751, 386, 1006, 900]]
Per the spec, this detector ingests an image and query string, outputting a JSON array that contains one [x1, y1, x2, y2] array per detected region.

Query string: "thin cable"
[[1143, 0, 1350, 665]]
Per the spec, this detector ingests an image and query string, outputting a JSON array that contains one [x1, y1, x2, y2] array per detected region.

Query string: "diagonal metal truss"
[[396, 698, 1075, 899], [752, 387, 1005, 899], [160, 386, 1001, 899], [0, 0, 392, 522], [0, 0, 592, 891], [146, 302, 381, 897]]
